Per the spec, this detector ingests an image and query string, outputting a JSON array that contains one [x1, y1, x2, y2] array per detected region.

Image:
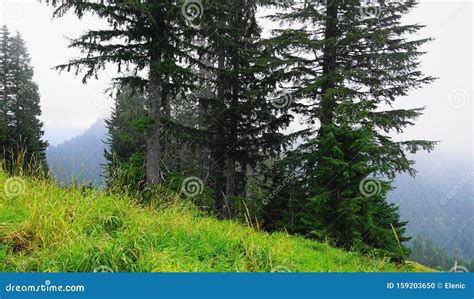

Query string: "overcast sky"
[[0, 0, 472, 154]]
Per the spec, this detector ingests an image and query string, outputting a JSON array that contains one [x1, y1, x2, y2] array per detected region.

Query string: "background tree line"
[[410, 236, 474, 272], [43, 0, 436, 262]]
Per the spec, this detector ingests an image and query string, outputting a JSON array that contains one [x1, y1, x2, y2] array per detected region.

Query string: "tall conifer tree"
[[8, 32, 48, 166], [194, 0, 292, 218], [42, 0, 197, 185], [0, 26, 47, 171], [263, 0, 436, 260], [0, 26, 11, 150], [105, 86, 147, 191]]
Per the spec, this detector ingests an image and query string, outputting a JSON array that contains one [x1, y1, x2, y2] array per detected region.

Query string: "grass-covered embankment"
[[0, 173, 427, 272]]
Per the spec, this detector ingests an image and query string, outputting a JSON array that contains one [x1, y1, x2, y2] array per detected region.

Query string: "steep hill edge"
[[0, 173, 431, 272]]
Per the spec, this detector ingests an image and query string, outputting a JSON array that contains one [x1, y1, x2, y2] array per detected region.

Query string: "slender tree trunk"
[[198, 96, 208, 179], [161, 73, 171, 163], [318, 2, 340, 207], [212, 50, 228, 218], [319, 1, 338, 128], [225, 157, 235, 216], [197, 57, 211, 180], [146, 8, 166, 186], [224, 59, 239, 216], [146, 69, 162, 185]]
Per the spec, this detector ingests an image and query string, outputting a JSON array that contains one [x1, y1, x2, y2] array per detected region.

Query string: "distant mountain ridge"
[[388, 152, 473, 259], [43, 127, 85, 147], [46, 118, 108, 187]]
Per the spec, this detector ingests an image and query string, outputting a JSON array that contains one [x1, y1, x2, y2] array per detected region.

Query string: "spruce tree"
[[8, 32, 48, 167], [41, 0, 198, 185], [44, 0, 291, 217], [105, 86, 147, 191], [0, 26, 11, 152], [263, 0, 436, 260], [0, 26, 47, 172], [194, 0, 291, 218]]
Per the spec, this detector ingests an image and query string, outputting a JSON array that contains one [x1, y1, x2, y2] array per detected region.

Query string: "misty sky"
[[0, 0, 472, 155]]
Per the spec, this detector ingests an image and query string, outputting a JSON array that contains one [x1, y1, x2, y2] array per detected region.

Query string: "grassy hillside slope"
[[0, 173, 426, 272]]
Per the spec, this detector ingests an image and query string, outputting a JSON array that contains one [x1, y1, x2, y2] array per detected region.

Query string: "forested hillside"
[[46, 118, 107, 187], [389, 152, 473, 269], [37, 0, 438, 263], [47, 116, 474, 270], [1, 0, 468, 275]]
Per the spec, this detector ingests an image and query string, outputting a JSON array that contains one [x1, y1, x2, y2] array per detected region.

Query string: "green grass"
[[0, 173, 428, 272]]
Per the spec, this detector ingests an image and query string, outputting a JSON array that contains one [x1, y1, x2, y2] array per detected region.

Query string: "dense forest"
[[1, 0, 470, 272], [45, 120, 474, 271], [39, 0, 437, 262]]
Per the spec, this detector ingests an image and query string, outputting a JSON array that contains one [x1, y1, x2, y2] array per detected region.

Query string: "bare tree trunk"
[[198, 96, 210, 180], [198, 61, 212, 180], [318, 1, 339, 205], [319, 1, 338, 129], [212, 50, 228, 219], [225, 157, 235, 217], [176, 141, 182, 173], [224, 63, 239, 216], [146, 71, 162, 185]]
